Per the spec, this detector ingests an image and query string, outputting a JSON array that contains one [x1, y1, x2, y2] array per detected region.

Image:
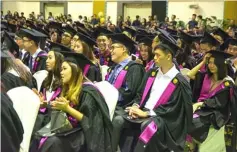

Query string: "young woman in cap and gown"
[[186, 51, 235, 151], [31, 52, 113, 152], [73, 32, 102, 82]]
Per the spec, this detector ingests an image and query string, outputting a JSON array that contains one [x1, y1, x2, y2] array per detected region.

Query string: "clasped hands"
[[32, 88, 70, 112], [125, 105, 148, 119]]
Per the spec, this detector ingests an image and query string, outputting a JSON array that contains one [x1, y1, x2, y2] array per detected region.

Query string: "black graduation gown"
[[1, 92, 24, 152], [86, 64, 102, 82], [1, 72, 35, 92], [189, 72, 234, 143], [26, 51, 47, 74], [183, 55, 196, 70], [34, 84, 113, 152], [120, 68, 193, 152], [108, 61, 145, 107]]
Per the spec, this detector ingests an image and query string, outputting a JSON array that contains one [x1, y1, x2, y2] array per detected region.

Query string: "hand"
[[32, 88, 47, 108], [193, 102, 203, 113], [126, 106, 148, 118], [51, 97, 70, 112], [202, 53, 212, 64]]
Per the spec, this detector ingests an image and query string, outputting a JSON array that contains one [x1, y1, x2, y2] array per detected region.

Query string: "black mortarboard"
[[33, 27, 49, 38], [48, 41, 72, 52], [76, 32, 96, 47], [76, 26, 90, 37], [207, 50, 233, 63], [228, 38, 237, 46], [200, 32, 220, 46], [107, 33, 137, 54], [8, 24, 17, 33], [93, 26, 114, 38], [138, 37, 153, 47], [213, 28, 230, 42], [192, 35, 203, 43], [75, 21, 85, 28], [158, 34, 180, 56], [63, 25, 77, 37], [60, 51, 94, 70], [157, 28, 177, 44], [26, 20, 37, 29], [124, 26, 137, 37], [48, 21, 62, 29], [136, 28, 150, 35], [3, 32, 19, 58], [19, 28, 48, 43], [179, 30, 193, 45]]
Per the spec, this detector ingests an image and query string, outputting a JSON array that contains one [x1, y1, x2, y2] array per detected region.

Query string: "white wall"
[[124, 3, 152, 21], [168, 1, 224, 23], [67, 2, 93, 22], [106, 1, 118, 25], [2, 1, 40, 18]]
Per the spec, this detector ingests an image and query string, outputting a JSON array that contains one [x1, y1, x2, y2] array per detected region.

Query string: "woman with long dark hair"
[[74, 32, 102, 82], [32, 52, 112, 152]]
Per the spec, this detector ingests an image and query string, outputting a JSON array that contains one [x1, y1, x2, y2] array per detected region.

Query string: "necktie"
[[29, 56, 33, 71]]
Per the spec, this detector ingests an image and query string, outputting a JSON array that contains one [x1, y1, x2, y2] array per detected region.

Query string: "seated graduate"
[[136, 36, 154, 71], [73, 32, 102, 82], [226, 38, 237, 84], [18, 28, 48, 74], [112, 33, 193, 152], [61, 25, 77, 48], [1, 47, 35, 92], [93, 26, 114, 66], [31, 51, 113, 152], [32, 47, 64, 132], [105, 33, 145, 108], [1, 91, 24, 152], [187, 51, 235, 146], [176, 31, 197, 70]]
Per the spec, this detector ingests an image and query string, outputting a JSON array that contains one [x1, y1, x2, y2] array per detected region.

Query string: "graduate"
[[176, 31, 196, 69], [1, 43, 35, 92], [106, 33, 145, 107], [1, 91, 24, 152], [137, 36, 154, 71], [226, 38, 237, 83], [112, 33, 193, 152], [32, 47, 64, 132], [18, 28, 48, 74], [187, 51, 235, 151], [94, 26, 114, 66], [73, 32, 102, 82], [15, 30, 29, 62], [31, 51, 112, 152], [61, 25, 77, 48], [212, 28, 231, 51]]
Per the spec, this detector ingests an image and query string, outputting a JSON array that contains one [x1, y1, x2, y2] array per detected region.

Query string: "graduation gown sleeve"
[[1, 92, 24, 152], [35, 56, 47, 72], [86, 65, 102, 82], [77, 84, 113, 152], [118, 63, 145, 107]]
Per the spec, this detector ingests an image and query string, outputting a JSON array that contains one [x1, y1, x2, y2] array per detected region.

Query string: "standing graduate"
[[18, 28, 48, 74], [106, 33, 145, 108], [187, 51, 235, 151], [31, 52, 112, 152], [73, 32, 102, 82], [112, 33, 193, 152]]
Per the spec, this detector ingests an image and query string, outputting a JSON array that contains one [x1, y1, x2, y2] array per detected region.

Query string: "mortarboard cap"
[[228, 38, 237, 46], [48, 21, 62, 29], [107, 33, 137, 54], [93, 26, 114, 38], [179, 30, 194, 45], [200, 32, 220, 46], [19, 28, 48, 43], [207, 50, 233, 63], [124, 26, 137, 37], [213, 28, 230, 42], [48, 41, 72, 52], [3, 32, 19, 58], [76, 26, 90, 37], [157, 28, 177, 44], [158, 34, 181, 56], [138, 37, 153, 47], [63, 25, 77, 37], [76, 32, 96, 47], [75, 21, 85, 28], [60, 51, 94, 70]]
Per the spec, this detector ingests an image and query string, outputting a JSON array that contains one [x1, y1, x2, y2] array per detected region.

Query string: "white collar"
[[8, 68, 20, 77], [158, 64, 179, 79], [32, 48, 42, 59]]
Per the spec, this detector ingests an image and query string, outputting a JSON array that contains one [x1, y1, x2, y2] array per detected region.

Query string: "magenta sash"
[[83, 64, 90, 76], [40, 87, 61, 113], [154, 80, 177, 109], [199, 64, 206, 73], [139, 77, 156, 107], [33, 52, 48, 71], [179, 64, 184, 69], [139, 121, 157, 144], [113, 70, 127, 89], [145, 60, 154, 72], [198, 75, 225, 102], [38, 137, 48, 149]]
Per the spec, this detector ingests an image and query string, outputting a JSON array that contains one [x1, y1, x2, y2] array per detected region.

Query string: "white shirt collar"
[[32, 48, 42, 59], [158, 64, 179, 79]]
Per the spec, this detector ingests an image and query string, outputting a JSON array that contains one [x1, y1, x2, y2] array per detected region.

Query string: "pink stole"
[[145, 60, 155, 72], [83, 64, 90, 76], [33, 52, 47, 71]]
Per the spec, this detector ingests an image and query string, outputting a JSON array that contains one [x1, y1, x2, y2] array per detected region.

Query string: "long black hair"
[[207, 56, 227, 80]]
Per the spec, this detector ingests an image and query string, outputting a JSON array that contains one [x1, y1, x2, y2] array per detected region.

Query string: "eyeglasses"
[[111, 45, 123, 51], [22, 39, 31, 42]]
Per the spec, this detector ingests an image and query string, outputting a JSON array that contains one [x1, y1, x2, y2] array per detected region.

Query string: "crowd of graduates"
[[1, 10, 237, 152]]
